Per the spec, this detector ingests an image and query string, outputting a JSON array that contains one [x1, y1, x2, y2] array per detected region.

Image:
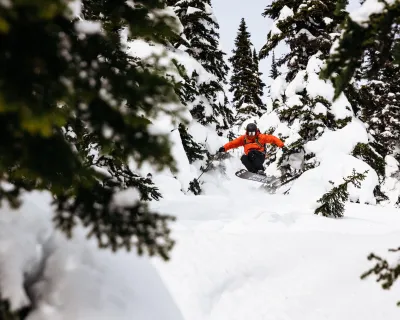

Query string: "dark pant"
[[241, 150, 265, 173]]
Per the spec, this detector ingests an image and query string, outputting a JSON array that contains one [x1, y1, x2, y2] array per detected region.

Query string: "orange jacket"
[[224, 133, 284, 155]]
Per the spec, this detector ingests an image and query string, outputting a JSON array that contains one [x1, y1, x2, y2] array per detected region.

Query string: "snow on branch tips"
[[361, 246, 400, 307], [314, 169, 368, 218], [321, 0, 400, 98]]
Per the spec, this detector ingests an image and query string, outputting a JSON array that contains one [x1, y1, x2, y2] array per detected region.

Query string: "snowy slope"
[[151, 170, 400, 320], [1, 157, 400, 319], [0, 191, 184, 320]]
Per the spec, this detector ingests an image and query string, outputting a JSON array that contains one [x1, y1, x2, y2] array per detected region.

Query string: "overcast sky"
[[212, 0, 361, 94]]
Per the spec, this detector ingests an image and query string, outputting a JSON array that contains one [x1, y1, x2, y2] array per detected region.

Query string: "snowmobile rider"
[[218, 123, 285, 175]]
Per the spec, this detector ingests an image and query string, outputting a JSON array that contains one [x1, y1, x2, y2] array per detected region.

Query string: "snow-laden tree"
[[355, 60, 400, 205], [0, 0, 186, 317], [253, 48, 266, 105], [314, 169, 367, 218], [229, 18, 266, 125], [168, 0, 233, 132], [322, 1, 400, 206], [160, 0, 234, 195], [168, 0, 227, 81], [259, 0, 352, 182], [321, 0, 400, 303], [321, 0, 400, 98]]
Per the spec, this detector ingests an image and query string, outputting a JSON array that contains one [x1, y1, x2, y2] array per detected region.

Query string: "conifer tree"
[[166, 0, 234, 196], [178, 123, 205, 164], [169, 0, 228, 82], [252, 48, 267, 109], [363, 70, 400, 164], [321, 0, 400, 98], [270, 51, 279, 80], [0, 0, 184, 317], [331, 16, 400, 202], [359, 26, 400, 165], [321, 2, 400, 302], [352, 57, 400, 194], [314, 170, 367, 218], [260, 0, 348, 80], [260, 0, 351, 182], [168, 0, 233, 131], [229, 18, 266, 125]]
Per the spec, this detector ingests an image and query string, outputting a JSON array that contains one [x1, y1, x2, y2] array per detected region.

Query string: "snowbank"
[[152, 188, 400, 320], [381, 155, 400, 206], [350, 0, 397, 26], [0, 192, 184, 320], [290, 119, 378, 206]]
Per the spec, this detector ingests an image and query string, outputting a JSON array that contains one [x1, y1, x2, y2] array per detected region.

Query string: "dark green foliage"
[[321, 2, 400, 98], [169, 0, 233, 130], [326, 5, 400, 203], [352, 143, 385, 178], [57, 119, 177, 257], [373, 185, 390, 203], [173, 60, 229, 131], [343, 84, 362, 115], [361, 247, 400, 306], [252, 48, 266, 104], [328, 13, 400, 201], [218, 95, 235, 132], [188, 178, 201, 195], [358, 61, 400, 164], [335, 116, 352, 129], [170, 0, 228, 82], [227, 130, 237, 141], [178, 123, 205, 164], [172, 61, 228, 194], [172, 60, 198, 105], [198, 78, 234, 131], [334, 0, 349, 17], [229, 18, 266, 124], [0, 0, 184, 268], [269, 51, 279, 79], [261, 0, 347, 82], [314, 169, 368, 218], [279, 95, 328, 141], [322, 2, 400, 304], [260, 0, 351, 182], [0, 300, 30, 320], [303, 152, 319, 171]]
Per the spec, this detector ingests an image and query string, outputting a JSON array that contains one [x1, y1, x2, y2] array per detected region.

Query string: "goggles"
[[247, 130, 256, 136]]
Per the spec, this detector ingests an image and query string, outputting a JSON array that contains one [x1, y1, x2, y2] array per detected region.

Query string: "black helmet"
[[246, 123, 257, 136]]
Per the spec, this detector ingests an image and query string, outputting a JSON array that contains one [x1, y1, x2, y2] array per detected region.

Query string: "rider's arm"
[[259, 134, 284, 148], [223, 136, 245, 151]]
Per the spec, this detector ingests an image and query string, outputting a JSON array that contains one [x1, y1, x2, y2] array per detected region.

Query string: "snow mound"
[[290, 119, 378, 205], [0, 191, 184, 320], [152, 187, 400, 320], [350, 0, 396, 26]]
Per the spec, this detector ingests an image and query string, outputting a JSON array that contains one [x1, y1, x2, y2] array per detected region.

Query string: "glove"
[[218, 146, 225, 153]]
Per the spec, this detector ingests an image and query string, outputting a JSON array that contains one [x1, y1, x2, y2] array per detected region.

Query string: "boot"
[[257, 170, 266, 176]]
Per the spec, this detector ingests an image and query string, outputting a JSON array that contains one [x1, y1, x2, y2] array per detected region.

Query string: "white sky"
[[212, 0, 361, 96]]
